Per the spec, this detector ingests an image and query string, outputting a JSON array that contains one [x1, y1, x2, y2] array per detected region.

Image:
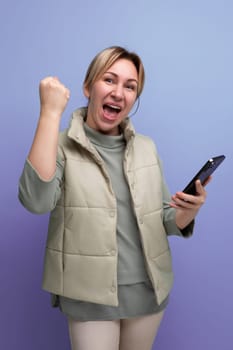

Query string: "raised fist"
[[39, 76, 70, 119]]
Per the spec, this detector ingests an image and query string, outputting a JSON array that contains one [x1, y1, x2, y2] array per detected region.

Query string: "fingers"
[[39, 76, 70, 117], [171, 194, 197, 209], [194, 179, 205, 195], [171, 180, 207, 209], [40, 76, 70, 97]]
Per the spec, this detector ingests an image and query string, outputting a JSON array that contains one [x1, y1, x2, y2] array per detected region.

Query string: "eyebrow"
[[104, 71, 138, 84]]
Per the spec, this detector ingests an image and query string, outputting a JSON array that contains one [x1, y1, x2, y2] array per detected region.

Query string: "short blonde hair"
[[83, 46, 145, 98]]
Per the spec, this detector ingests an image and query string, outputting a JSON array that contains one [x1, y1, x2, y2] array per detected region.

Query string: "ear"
[[83, 84, 90, 99]]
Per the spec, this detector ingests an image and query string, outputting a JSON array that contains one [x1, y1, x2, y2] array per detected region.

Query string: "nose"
[[111, 84, 124, 100]]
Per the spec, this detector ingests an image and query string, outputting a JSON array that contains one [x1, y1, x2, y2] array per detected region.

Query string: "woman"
[[19, 46, 209, 350]]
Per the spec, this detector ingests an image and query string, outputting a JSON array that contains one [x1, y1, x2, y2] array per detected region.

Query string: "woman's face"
[[84, 58, 138, 136]]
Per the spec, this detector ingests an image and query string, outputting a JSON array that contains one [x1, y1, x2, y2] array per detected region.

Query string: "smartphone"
[[183, 155, 225, 195]]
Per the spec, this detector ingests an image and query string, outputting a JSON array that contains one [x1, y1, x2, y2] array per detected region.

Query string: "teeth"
[[107, 104, 121, 110]]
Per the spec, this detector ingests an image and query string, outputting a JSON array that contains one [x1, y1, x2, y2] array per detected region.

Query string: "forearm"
[[28, 113, 60, 180], [28, 76, 70, 180]]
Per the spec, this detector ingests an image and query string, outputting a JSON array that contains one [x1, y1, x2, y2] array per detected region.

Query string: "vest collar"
[[67, 107, 135, 149]]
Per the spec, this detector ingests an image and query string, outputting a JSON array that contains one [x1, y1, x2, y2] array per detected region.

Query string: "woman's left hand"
[[170, 177, 212, 229]]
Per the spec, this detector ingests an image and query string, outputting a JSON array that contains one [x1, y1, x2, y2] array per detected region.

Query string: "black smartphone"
[[183, 155, 225, 195]]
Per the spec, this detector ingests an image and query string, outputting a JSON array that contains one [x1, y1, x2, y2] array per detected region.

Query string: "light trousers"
[[68, 311, 164, 350]]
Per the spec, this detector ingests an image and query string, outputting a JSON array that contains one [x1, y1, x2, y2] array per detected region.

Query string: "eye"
[[104, 77, 114, 84], [126, 84, 137, 91]]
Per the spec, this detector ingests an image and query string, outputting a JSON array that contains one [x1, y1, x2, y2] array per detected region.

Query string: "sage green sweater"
[[84, 123, 149, 285]]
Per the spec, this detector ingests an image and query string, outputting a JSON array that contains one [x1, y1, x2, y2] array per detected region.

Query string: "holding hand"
[[170, 177, 212, 229]]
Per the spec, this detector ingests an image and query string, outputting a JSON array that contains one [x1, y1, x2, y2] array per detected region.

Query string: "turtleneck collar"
[[67, 107, 136, 149], [84, 122, 125, 149]]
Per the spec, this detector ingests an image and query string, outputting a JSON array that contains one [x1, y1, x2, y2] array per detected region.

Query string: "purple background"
[[1, 1, 232, 349]]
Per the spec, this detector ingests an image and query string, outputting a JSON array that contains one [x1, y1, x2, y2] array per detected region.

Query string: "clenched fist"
[[39, 76, 70, 120]]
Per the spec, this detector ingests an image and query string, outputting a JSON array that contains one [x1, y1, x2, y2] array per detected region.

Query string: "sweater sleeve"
[[162, 178, 194, 238], [156, 152, 194, 238], [18, 155, 64, 214]]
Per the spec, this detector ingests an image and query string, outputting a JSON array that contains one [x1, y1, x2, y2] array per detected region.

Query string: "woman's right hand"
[[27, 77, 70, 180], [39, 76, 70, 120]]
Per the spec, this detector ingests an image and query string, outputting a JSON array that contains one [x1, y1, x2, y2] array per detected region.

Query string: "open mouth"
[[103, 104, 122, 120]]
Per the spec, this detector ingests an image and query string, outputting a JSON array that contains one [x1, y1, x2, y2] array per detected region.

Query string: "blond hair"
[[83, 46, 145, 98]]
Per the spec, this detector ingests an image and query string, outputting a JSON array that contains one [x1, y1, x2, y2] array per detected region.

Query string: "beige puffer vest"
[[42, 108, 180, 306]]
